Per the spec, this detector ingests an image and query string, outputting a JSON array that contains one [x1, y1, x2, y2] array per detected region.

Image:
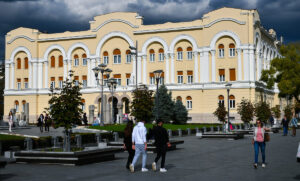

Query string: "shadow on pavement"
[[0, 173, 16, 180]]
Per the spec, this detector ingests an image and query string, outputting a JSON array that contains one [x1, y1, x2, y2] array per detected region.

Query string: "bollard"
[[113, 132, 119, 142], [76, 135, 82, 148], [203, 127, 207, 133], [96, 133, 101, 143], [195, 127, 199, 133], [187, 128, 191, 135], [167, 129, 172, 138], [52, 136, 59, 148], [25, 137, 32, 151], [178, 129, 182, 137]]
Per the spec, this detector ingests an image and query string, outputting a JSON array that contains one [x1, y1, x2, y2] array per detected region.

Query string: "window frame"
[[187, 100, 192, 109], [187, 75, 193, 84], [187, 51, 193, 60], [113, 55, 121, 64], [177, 75, 183, 84]]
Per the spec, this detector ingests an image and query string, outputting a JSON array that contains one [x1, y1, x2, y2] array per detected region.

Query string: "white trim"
[[204, 18, 246, 28], [43, 44, 67, 62], [7, 35, 35, 44], [92, 19, 139, 32], [141, 36, 168, 55], [209, 30, 241, 49], [169, 34, 198, 53], [134, 25, 203, 34], [67, 42, 91, 60], [38, 35, 96, 42], [10, 46, 32, 63], [95, 31, 134, 58]]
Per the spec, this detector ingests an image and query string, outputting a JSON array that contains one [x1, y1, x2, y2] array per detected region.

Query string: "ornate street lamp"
[[108, 78, 117, 124], [93, 63, 112, 124], [153, 69, 163, 121], [225, 83, 232, 132]]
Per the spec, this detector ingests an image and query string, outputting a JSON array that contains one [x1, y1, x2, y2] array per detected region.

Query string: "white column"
[[193, 51, 199, 83], [5, 63, 10, 90], [10, 63, 15, 89], [200, 51, 209, 83], [91, 58, 96, 87], [256, 51, 261, 81], [96, 57, 100, 66], [263, 50, 267, 70], [165, 53, 170, 84], [44, 61, 48, 88], [38, 62, 43, 89], [249, 48, 255, 82], [68, 59, 72, 79], [87, 58, 91, 87], [170, 53, 175, 84], [63, 59, 68, 81], [237, 48, 242, 81], [243, 49, 250, 81], [32, 62, 37, 89], [132, 55, 136, 85], [137, 56, 142, 84], [210, 50, 216, 82], [142, 55, 147, 84]]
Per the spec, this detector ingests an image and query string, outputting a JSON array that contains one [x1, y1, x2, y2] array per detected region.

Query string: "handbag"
[[264, 132, 270, 142]]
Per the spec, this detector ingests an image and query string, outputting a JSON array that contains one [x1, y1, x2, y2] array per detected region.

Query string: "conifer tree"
[[173, 99, 188, 124], [153, 85, 174, 123]]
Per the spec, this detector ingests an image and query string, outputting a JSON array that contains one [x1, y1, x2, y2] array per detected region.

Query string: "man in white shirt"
[[129, 120, 148, 172]]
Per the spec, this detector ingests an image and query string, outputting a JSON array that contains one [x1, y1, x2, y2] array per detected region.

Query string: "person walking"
[[252, 120, 270, 168], [152, 119, 171, 173], [37, 113, 44, 133], [123, 121, 135, 169], [129, 120, 148, 173], [281, 116, 289, 136], [291, 115, 298, 137], [83, 113, 88, 126], [8, 111, 13, 133], [44, 113, 50, 132]]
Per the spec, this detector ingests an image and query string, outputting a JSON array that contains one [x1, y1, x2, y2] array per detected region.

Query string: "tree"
[[153, 85, 174, 123], [173, 99, 188, 124], [284, 105, 293, 120], [271, 105, 281, 120], [237, 98, 255, 123], [260, 45, 300, 105], [254, 101, 271, 123], [130, 86, 154, 123], [213, 102, 227, 123]]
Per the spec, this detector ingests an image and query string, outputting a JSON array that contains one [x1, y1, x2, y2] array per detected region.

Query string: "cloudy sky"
[[1, 0, 300, 60]]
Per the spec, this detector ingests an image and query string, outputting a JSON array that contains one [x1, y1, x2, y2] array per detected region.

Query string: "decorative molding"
[[92, 19, 139, 32], [43, 44, 67, 62], [141, 36, 168, 54], [204, 18, 246, 28], [134, 25, 203, 34], [169, 34, 198, 53], [210, 30, 241, 49], [7, 35, 35, 44], [38, 34, 96, 42], [10, 46, 32, 63], [67, 42, 91, 60]]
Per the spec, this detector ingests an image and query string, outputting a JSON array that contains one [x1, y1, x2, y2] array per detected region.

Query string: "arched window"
[[218, 44, 224, 58], [24, 57, 28, 69], [15, 100, 19, 112], [74, 54, 79, 66], [186, 96, 192, 109], [229, 43, 235, 57], [58, 55, 63, 67], [103, 51, 109, 64], [149, 49, 155, 62], [82, 54, 87, 66], [113, 49, 121, 64], [159, 48, 164, 61], [218, 95, 224, 106], [187, 47, 193, 60], [177, 47, 183, 60], [126, 50, 131, 63], [229, 95, 235, 108], [50, 56, 55, 68], [17, 58, 21, 69], [81, 99, 85, 111], [176, 96, 182, 102], [22, 100, 26, 112]]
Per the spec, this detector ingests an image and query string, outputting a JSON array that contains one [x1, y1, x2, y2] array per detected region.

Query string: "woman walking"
[[123, 121, 135, 169], [8, 111, 13, 133], [252, 120, 270, 168], [44, 113, 50, 132], [37, 113, 44, 133]]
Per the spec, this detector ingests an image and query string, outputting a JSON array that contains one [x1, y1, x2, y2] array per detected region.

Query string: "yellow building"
[[4, 7, 282, 123]]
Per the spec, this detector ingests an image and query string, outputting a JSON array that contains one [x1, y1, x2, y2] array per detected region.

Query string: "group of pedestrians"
[[123, 119, 171, 173], [37, 113, 50, 133], [281, 115, 298, 136]]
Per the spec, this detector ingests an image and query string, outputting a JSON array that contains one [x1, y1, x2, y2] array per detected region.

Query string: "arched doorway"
[[122, 97, 130, 114], [109, 97, 118, 123]]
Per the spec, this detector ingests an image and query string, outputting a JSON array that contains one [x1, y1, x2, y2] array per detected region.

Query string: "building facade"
[[4, 7, 282, 123]]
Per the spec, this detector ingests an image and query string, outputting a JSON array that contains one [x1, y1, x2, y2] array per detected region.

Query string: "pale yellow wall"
[[71, 48, 88, 83], [48, 50, 64, 87], [14, 52, 29, 89]]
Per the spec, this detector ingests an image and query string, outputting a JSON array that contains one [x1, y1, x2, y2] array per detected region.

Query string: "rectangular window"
[[229, 48, 235, 57], [187, 100, 192, 109], [177, 52, 183, 60], [159, 53, 164, 61], [150, 54, 155, 62], [82, 58, 87, 66], [59, 77, 63, 88], [126, 73, 131, 85], [229, 69, 236, 81], [126, 54, 131, 63], [17, 60, 21, 69], [159, 77, 164, 85], [230, 100, 235, 108], [74, 59, 79, 66], [187, 71, 193, 84], [219, 69, 225, 82], [50, 77, 55, 88], [149, 73, 155, 85], [74, 76, 79, 86], [114, 74, 121, 85], [219, 100, 224, 106], [82, 75, 87, 88], [177, 71, 183, 84], [104, 56, 109, 65], [187, 51, 193, 60], [219, 49, 224, 58], [24, 78, 28, 89], [17, 79, 21, 90], [113, 55, 121, 64]]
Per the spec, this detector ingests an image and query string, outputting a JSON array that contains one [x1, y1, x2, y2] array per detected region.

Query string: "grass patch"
[[0, 134, 25, 141]]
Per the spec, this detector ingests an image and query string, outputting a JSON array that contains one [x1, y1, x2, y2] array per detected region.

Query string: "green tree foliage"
[[237, 98, 255, 123], [284, 105, 293, 120], [130, 86, 154, 123], [254, 101, 271, 123], [153, 85, 174, 123], [213, 102, 228, 123], [45, 71, 83, 133], [271, 105, 281, 119], [260, 45, 300, 104], [0, 64, 4, 118], [172, 99, 188, 124]]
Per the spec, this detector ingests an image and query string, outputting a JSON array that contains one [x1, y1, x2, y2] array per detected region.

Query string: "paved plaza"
[[0, 128, 299, 181]]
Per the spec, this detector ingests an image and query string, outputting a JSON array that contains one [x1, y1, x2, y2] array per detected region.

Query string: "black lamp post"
[[153, 70, 163, 121], [108, 78, 117, 124], [129, 41, 138, 89], [225, 83, 232, 132], [93, 63, 112, 124]]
